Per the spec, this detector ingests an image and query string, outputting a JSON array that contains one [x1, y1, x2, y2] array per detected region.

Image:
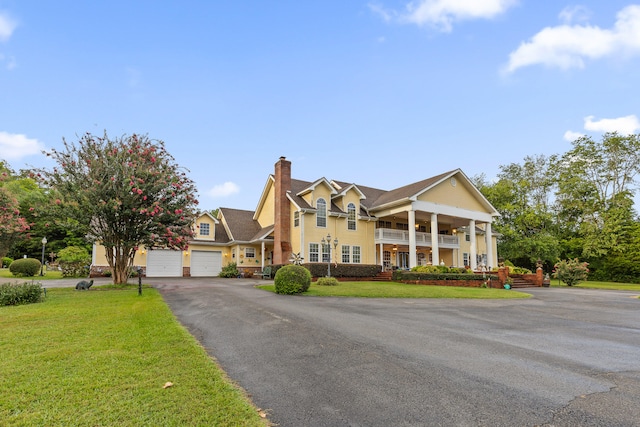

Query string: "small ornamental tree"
[[0, 186, 30, 257], [553, 258, 589, 286], [39, 132, 198, 284]]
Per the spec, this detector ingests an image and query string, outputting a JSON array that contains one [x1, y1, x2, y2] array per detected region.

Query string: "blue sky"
[[1, 1, 639, 212]]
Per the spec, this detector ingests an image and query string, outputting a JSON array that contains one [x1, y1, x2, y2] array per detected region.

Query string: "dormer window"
[[199, 223, 210, 236], [316, 198, 327, 227], [347, 203, 356, 231]]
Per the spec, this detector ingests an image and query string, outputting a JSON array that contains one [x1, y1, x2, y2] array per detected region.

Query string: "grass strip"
[[550, 279, 640, 291], [0, 287, 267, 426], [0, 268, 63, 281], [258, 281, 530, 298]]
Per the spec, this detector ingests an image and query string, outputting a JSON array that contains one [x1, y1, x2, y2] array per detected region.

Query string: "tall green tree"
[[555, 132, 640, 258], [475, 154, 560, 268], [39, 132, 199, 284]]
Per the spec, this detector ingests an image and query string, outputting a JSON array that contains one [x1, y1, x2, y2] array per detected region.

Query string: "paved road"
[[153, 279, 640, 427]]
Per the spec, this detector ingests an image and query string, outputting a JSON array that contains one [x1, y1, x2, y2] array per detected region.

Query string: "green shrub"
[[553, 258, 589, 286], [2, 257, 13, 268], [57, 246, 91, 278], [219, 262, 239, 278], [9, 258, 42, 277], [0, 282, 44, 306], [274, 264, 312, 294], [316, 277, 339, 286], [411, 265, 455, 274]]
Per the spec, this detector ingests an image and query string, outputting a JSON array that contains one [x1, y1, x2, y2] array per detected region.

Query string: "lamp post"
[[321, 234, 339, 277], [40, 237, 47, 276]]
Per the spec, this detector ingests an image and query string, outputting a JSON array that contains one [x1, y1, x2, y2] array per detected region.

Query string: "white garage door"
[[190, 250, 222, 277], [146, 250, 183, 277]]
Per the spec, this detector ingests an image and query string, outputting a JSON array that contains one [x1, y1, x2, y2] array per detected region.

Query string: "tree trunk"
[[106, 245, 135, 285]]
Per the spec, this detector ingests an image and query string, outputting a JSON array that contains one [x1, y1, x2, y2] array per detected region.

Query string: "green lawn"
[[550, 279, 640, 291], [0, 267, 63, 280], [259, 281, 531, 298], [0, 287, 268, 426]]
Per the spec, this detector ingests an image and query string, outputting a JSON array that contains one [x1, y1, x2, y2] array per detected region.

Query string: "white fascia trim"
[[412, 200, 495, 223], [253, 175, 275, 221], [296, 177, 336, 197]]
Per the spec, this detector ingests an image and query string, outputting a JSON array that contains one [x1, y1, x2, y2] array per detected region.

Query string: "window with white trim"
[[352, 246, 361, 263], [347, 203, 356, 231], [245, 247, 255, 258], [199, 223, 210, 236], [322, 243, 330, 263], [294, 211, 300, 227], [383, 251, 391, 269], [309, 243, 319, 262], [316, 198, 327, 227], [341, 245, 350, 263], [463, 252, 469, 267]]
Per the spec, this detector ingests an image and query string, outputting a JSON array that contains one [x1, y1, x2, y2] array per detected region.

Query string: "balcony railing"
[[374, 228, 459, 248]]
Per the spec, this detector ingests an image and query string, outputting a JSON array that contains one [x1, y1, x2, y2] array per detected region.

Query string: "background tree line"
[[2, 132, 640, 283], [473, 132, 640, 283]]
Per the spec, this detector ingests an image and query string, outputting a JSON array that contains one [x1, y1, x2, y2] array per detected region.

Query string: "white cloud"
[[0, 12, 17, 42], [0, 131, 45, 160], [504, 5, 640, 73], [370, 0, 517, 32], [563, 114, 640, 141], [584, 115, 640, 135], [208, 182, 240, 198], [558, 5, 591, 25], [563, 130, 585, 142]]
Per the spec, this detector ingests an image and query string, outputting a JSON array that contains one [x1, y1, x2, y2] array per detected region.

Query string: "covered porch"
[[372, 206, 495, 271]]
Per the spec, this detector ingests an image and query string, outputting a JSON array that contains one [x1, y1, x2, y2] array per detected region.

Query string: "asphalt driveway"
[[153, 278, 640, 426]]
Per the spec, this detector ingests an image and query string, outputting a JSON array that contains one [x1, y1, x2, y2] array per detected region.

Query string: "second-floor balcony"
[[374, 228, 459, 248]]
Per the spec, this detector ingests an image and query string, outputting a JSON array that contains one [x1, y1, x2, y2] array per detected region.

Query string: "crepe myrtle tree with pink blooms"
[[38, 131, 198, 284], [553, 258, 589, 287]]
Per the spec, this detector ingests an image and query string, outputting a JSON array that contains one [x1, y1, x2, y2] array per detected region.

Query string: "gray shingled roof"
[[368, 170, 455, 209], [219, 207, 264, 242]]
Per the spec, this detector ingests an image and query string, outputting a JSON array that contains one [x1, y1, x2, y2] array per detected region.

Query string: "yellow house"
[[92, 157, 500, 277]]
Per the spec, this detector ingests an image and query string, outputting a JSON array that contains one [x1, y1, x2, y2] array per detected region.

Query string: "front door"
[[398, 252, 409, 269]]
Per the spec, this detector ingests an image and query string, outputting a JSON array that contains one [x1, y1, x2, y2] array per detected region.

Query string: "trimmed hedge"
[[274, 265, 312, 295], [9, 258, 42, 277], [393, 271, 499, 282], [302, 263, 381, 278], [2, 257, 13, 268], [0, 282, 45, 306]]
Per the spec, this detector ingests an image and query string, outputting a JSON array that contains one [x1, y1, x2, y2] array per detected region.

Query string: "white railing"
[[374, 228, 459, 248]]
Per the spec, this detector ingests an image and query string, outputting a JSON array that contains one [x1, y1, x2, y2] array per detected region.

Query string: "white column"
[[379, 242, 384, 269], [430, 213, 439, 265], [408, 209, 417, 268], [261, 241, 265, 268], [485, 222, 493, 269], [469, 219, 477, 270]]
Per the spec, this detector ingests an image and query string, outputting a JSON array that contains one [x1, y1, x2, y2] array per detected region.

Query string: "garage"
[[146, 250, 183, 277], [190, 250, 222, 277]]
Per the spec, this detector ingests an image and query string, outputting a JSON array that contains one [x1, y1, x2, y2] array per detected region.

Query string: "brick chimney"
[[273, 156, 292, 264]]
